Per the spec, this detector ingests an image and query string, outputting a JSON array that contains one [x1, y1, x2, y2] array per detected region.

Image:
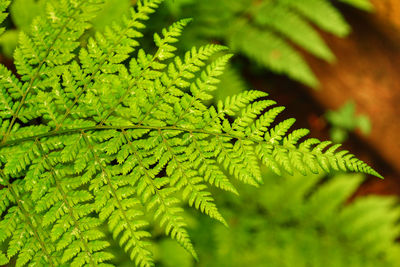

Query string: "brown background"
[[305, 0, 400, 194]]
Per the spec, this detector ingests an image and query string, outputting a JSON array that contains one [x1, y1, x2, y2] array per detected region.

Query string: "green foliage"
[[0, 1, 381, 266], [0, 0, 132, 58], [159, 0, 371, 87], [0, 0, 9, 36], [90, 0, 131, 30], [0, 0, 44, 58], [325, 101, 371, 143], [10, 0, 45, 33], [154, 173, 400, 267], [1, 0, 373, 87], [339, 0, 373, 11]]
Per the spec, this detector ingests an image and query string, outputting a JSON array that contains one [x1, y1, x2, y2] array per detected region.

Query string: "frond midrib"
[[0, 123, 380, 177]]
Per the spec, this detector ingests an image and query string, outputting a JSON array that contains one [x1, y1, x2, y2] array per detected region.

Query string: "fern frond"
[[228, 19, 318, 87], [254, 2, 334, 61], [0, 0, 381, 266], [284, 0, 350, 37]]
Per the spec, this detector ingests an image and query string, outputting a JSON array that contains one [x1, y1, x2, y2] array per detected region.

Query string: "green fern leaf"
[[0, 0, 381, 266]]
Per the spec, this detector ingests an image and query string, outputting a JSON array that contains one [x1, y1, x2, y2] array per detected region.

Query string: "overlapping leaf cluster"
[[0, 0, 381, 266]]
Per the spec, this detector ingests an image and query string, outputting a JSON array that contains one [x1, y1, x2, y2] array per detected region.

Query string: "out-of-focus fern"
[[0, 0, 381, 266], [155, 173, 400, 267], [0, 1, 9, 36], [339, 0, 373, 10], [0, 0, 45, 58], [158, 0, 372, 87], [1, 0, 372, 87], [325, 101, 371, 143]]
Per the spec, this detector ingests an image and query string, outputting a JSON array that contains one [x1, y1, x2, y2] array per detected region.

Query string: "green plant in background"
[[0, 0, 45, 58], [0, 1, 386, 267], [1, 0, 372, 88], [156, 0, 373, 88], [154, 173, 400, 267], [325, 101, 371, 143]]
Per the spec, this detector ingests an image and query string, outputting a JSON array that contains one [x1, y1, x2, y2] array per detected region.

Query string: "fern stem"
[[0, 175, 57, 267], [81, 132, 152, 265], [0, 124, 292, 152], [0, 124, 380, 178], [1, 1, 85, 145], [35, 139, 97, 267], [121, 129, 197, 258], [1, 125, 229, 148]]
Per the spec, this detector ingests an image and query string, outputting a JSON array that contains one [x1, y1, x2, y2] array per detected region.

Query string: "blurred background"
[[2, 0, 400, 266]]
